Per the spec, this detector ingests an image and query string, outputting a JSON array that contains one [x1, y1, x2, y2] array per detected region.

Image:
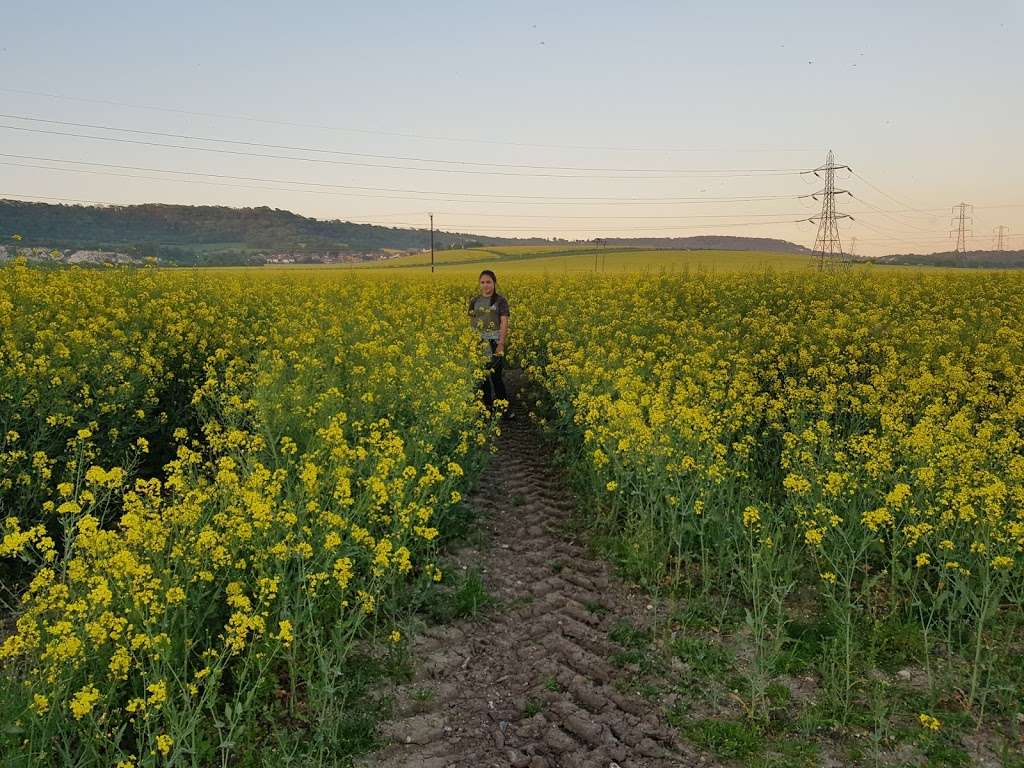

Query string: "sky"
[[2, 0, 1022, 255]]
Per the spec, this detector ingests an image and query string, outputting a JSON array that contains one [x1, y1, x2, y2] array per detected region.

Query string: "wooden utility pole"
[[429, 213, 435, 273]]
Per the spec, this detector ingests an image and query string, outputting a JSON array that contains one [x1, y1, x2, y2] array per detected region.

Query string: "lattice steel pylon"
[[994, 225, 1008, 251], [806, 150, 853, 270], [950, 202, 973, 265]]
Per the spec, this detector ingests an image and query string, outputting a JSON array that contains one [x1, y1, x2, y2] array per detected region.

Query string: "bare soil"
[[361, 384, 715, 768]]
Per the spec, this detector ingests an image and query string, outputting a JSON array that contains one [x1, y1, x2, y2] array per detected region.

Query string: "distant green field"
[[351, 245, 818, 274]]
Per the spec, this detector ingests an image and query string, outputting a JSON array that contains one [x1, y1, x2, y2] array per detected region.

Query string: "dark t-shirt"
[[468, 293, 510, 341]]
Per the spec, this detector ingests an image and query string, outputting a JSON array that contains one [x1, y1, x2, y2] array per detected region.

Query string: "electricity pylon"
[[994, 225, 1008, 251], [805, 150, 853, 270], [950, 203, 972, 266]]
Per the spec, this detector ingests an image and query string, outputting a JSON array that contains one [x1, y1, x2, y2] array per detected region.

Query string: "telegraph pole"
[[804, 150, 853, 270], [950, 203, 972, 265], [429, 213, 434, 273], [994, 225, 1008, 251]]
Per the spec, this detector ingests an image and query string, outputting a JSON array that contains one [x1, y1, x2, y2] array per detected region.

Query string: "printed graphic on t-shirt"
[[469, 295, 508, 341]]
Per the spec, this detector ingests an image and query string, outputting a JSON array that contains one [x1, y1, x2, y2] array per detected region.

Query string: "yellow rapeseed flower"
[[69, 684, 100, 719]]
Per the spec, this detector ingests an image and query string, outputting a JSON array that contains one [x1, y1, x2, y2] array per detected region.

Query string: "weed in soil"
[[415, 566, 496, 624]]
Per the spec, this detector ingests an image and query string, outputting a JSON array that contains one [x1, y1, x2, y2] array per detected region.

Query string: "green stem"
[[968, 571, 991, 714]]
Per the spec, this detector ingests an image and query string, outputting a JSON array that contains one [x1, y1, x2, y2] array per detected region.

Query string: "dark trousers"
[[481, 339, 508, 411]]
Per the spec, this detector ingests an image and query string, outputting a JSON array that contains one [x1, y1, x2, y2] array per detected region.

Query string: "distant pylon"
[[994, 225, 1008, 251], [850, 236, 858, 257], [950, 203, 973, 265], [805, 150, 853, 270]]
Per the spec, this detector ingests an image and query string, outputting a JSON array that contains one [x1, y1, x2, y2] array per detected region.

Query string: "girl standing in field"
[[468, 269, 512, 417]]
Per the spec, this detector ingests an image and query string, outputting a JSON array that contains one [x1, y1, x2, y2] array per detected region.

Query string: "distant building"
[[68, 250, 134, 264]]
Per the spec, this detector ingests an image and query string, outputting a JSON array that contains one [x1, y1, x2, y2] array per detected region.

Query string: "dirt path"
[[362, 381, 714, 768]]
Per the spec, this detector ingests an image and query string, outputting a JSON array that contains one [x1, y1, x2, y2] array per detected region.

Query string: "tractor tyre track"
[[364, 381, 712, 768]]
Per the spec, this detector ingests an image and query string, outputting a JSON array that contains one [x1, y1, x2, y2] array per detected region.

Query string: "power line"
[[847, 216, 987, 254], [856, 234, 1024, 244], [359, 210, 816, 220], [843, 171, 961, 251], [1, 111, 1013, 250], [0, 114, 811, 176], [856, 237, 976, 243], [844, 171, 966, 254], [4, 154, 1018, 225], [850, 170, 938, 217], [851, 204, 1024, 212], [856, 235, 958, 244], [849, 194, 939, 234], [0, 163, 976, 225], [354, 208, 984, 221], [852, 216, 935, 241], [0, 123, 807, 181], [0, 86, 819, 154], [8, 162, 914, 225], [0, 154, 807, 205], [0, 192, 805, 233], [843, 214, 946, 246], [0, 167, 809, 219], [386, 219, 807, 233]]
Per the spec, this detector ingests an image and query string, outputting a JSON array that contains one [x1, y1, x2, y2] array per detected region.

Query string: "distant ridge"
[[0, 199, 810, 265]]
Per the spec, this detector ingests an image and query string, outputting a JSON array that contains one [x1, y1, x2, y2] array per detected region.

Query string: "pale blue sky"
[[2, 1, 1021, 254]]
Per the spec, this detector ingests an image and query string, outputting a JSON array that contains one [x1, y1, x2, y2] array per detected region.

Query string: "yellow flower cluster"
[[0, 269, 496, 765], [0, 264, 247, 532], [511, 271, 1024, 705]]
